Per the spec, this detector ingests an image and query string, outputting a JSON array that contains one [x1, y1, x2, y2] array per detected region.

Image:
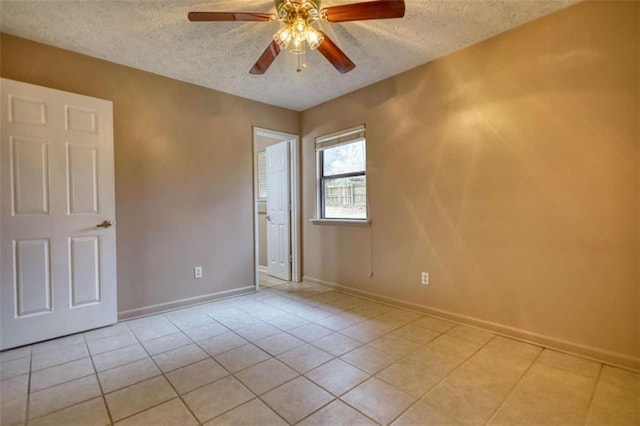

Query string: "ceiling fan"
[[188, 0, 406, 74]]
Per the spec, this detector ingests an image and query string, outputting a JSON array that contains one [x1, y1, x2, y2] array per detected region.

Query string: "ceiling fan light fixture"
[[273, 25, 293, 49], [189, 0, 406, 75], [290, 35, 306, 55], [306, 26, 324, 50], [274, 18, 324, 57]]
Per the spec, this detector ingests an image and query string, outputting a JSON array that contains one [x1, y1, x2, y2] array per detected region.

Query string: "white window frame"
[[312, 124, 370, 226]]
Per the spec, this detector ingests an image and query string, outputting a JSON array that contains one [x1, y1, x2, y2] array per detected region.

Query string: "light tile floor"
[[259, 272, 290, 288], [1, 281, 638, 425]]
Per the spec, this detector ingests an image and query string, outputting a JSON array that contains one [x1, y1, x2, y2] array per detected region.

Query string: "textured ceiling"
[[0, 0, 577, 111]]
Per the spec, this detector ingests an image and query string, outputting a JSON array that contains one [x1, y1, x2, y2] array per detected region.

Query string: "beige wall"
[[0, 34, 299, 315], [301, 1, 639, 367]]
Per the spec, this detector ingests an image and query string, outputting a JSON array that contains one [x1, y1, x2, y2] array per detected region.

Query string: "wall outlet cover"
[[421, 272, 429, 285]]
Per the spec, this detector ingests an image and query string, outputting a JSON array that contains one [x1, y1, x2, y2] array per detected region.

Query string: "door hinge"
[[290, 255, 293, 263]]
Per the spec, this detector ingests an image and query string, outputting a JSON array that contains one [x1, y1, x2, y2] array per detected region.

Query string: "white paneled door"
[[266, 141, 291, 281], [0, 78, 117, 350]]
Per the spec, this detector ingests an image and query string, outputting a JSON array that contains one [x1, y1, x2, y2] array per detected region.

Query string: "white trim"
[[316, 142, 322, 221], [309, 218, 371, 227], [258, 265, 268, 273], [117, 286, 255, 320], [302, 275, 640, 371], [290, 130, 301, 284], [252, 127, 301, 292]]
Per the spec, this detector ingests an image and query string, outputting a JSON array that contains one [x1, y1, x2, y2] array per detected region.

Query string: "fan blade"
[[317, 33, 355, 74], [321, 0, 405, 23], [250, 41, 281, 74], [188, 12, 274, 22]]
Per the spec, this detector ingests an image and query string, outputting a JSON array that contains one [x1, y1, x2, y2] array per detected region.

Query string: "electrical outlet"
[[421, 272, 429, 285], [194, 266, 203, 279]]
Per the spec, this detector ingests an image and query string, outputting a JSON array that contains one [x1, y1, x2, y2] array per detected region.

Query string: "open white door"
[[0, 78, 117, 350], [266, 141, 291, 281]]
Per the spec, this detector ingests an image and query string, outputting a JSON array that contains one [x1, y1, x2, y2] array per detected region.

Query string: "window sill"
[[309, 218, 371, 227]]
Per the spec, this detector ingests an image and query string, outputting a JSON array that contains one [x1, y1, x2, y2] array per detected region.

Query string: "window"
[[257, 151, 267, 201], [316, 125, 367, 221]]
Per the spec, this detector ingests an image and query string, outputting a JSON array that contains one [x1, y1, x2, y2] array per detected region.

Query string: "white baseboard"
[[303, 275, 639, 371], [258, 265, 268, 273], [118, 286, 256, 320]]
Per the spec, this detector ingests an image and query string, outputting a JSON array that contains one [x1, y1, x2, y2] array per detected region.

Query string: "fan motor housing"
[[275, 0, 321, 15], [275, 0, 321, 23]]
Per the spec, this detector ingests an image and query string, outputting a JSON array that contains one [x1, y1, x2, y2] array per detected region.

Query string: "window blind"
[[315, 124, 365, 150]]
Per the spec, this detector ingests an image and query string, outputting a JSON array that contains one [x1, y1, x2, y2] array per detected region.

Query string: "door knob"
[[265, 215, 271, 222], [96, 220, 113, 228]]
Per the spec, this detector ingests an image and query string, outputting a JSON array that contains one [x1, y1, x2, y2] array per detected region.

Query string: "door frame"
[[252, 127, 301, 290]]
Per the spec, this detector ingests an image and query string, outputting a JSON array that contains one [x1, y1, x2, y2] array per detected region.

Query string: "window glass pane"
[[323, 175, 367, 219], [322, 140, 365, 176]]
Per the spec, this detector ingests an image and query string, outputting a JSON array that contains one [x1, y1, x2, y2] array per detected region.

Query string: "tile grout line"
[[18, 336, 192, 425], [23, 292, 352, 400], [206, 350, 296, 425], [292, 386, 381, 426], [7, 282, 623, 426], [14, 285, 416, 423], [24, 341, 106, 424], [283, 284, 614, 425], [188, 303, 332, 425], [24, 347, 33, 425], [187, 287, 369, 425], [297, 306, 453, 424], [200, 287, 513, 424], [119, 319, 207, 425], [308, 281, 640, 374], [161, 311, 298, 425], [7, 288, 390, 426], [26, 357, 97, 394], [29, 342, 88, 373], [242, 376, 303, 425], [323, 316, 449, 424], [82, 333, 115, 426], [384, 334, 498, 426], [484, 345, 545, 425], [288, 397, 338, 425], [153, 306, 319, 424], [582, 363, 604, 426]]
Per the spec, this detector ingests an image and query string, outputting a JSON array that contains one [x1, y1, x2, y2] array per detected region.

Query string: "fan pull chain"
[[296, 52, 307, 73]]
